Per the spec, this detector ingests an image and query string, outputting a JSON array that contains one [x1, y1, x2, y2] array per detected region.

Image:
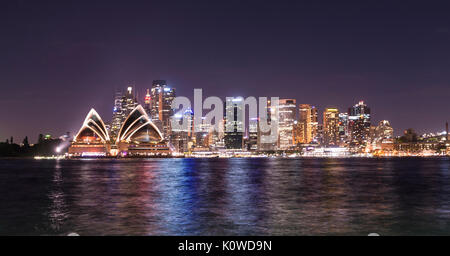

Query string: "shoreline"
[[1, 156, 450, 160]]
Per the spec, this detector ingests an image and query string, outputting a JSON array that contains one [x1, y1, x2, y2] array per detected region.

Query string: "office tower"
[[224, 97, 244, 150], [171, 109, 193, 153], [110, 91, 124, 141], [209, 118, 225, 150], [310, 106, 319, 143], [298, 104, 319, 144], [149, 80, 176, 139], [293, 120, 305, 146], [247, 117, 258, 151], [316, 124, 324, 145], [374, 120, 394, 145], [258, 99, 277, 151], [338, 113, 349, 146], [323, 108, 340, 146], [348, 101, 371, 149], [110, 84, 138, 141], [123, 84, 138, 114], [278, 99, 296, 150], [195, 118, 211, 148], [144, 89, 151, 115]]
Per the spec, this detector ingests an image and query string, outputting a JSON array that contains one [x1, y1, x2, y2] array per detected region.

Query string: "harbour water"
[[0, 158, 449, 236]]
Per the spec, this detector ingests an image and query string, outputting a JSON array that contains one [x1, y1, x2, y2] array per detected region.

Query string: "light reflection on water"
[[0, 158, 449, 235]]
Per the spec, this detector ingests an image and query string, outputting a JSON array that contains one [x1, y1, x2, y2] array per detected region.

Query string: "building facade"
[[348, 101, 371, 150], [298, 104, 318, 144], [149, 80, 176, 139], [278, 99, 296, 150], [323, 108, 340, 147], [224, 97, 244, 150]]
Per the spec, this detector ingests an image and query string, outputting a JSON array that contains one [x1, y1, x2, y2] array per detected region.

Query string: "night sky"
[[1, 0, 450, 142]]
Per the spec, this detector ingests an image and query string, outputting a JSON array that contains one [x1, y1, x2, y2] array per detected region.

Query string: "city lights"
[[60, 83, 450, 158]]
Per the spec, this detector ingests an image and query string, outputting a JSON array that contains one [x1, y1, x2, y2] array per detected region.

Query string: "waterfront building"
[[374, 120, 394, 149], [298, 104, 318, 144], [323, 108, 340, 147], [348, 101, 371, 150], [69, 109, 111, 157], [258, 99, 277, 151], [114, 105, 168, 156], [171, 109, 193, 153], [293, 120, 305, 146], [278, 99, 296, 150], [338, 113, 349, 146], [394, 127, 450, 156], [247, 117, 258, 151], [69, 105, 168, 157], [195, 118, 212, 148], [149, 80, 176, 139], [224, 97, 244, 150]]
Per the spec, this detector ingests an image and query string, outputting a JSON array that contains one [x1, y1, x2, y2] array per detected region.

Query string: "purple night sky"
[[1, 0, 450, 142]]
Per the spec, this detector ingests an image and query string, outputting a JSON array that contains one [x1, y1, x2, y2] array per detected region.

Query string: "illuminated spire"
[[145, 89, 151, 104]]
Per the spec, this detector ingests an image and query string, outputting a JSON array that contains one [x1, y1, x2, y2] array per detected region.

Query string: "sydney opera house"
[[68, 105, 170, 157]]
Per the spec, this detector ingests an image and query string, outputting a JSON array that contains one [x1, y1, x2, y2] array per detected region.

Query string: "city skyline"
[[2, 1, 450, 141], [1, 81, 450, 143]]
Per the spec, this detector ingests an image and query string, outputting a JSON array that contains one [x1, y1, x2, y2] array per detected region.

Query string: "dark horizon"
[[1, 0, 450, 142]]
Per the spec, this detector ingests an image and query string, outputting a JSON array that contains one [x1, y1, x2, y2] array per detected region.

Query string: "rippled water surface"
[[1, 158, 450, 235]]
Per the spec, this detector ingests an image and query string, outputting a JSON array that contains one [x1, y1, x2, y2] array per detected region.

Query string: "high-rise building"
[[293, 120, 305, 146], [224, 97, 243, 150], [348, 101, 371, 149], [123, 84, 138, 114], [298, 104, 319, 144], [338, 113, 349, 146], [258, 99, 277, 151], [195, 117, 212, 148], [247, 117, 258, 151], [110, 83, 138, 141], [323, 108, 340, 146], [110, 91, 124, 141], [373, 120, 394, 145], [278, 99, 296, 150], [149, 80, 176, 139], [171, 108, 193, 153], [144, 89, 151, 115]]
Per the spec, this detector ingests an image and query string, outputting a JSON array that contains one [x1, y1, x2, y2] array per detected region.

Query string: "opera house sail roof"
[[73, 108, 110, 143], [70, 105, 166, 157], [116, 105, 163, 144]]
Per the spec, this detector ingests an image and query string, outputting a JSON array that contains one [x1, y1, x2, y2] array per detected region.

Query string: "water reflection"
[[47, 161, 68, 232], [1, 158, 450, 235]]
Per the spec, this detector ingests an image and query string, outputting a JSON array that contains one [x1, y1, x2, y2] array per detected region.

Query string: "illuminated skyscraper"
[[171, 108, 193, 153], [110, 90, 124, 141], [293, 120, 305, 146], [144, 89, 151, 115], [338, 113, 349, 146], [110, 83, 138, 141], [323, 108, 340, 146], [195, 117, 212, 148], [149, 80, 176, 139], [298, 104, 318, 144], [247, 117, 258, 151], [278, 99, 296, 149], [348, 101, 371, 149], [258, 99, 277, 151], [224, 97, 244, 150]]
